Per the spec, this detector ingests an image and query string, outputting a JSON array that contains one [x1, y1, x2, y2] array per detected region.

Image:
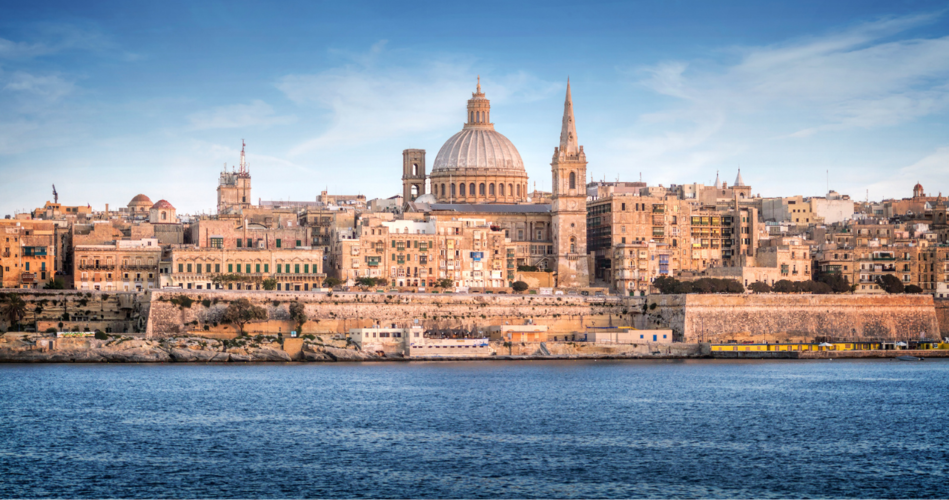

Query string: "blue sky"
[[2, 0, 949, 215]]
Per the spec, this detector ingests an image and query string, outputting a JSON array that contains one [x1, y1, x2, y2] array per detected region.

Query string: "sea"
[[1, 359, 947, 499]]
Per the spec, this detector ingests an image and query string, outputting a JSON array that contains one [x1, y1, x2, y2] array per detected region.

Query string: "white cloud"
[[865, 147, 949, 199], [276, 43, 560, 156], [186, 100, 296, 130], [0, 25, 108, 60], [3, 71, 74, 101]]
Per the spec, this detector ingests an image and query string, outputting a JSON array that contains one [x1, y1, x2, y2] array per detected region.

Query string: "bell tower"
[[402, 149, 426, 204], [551, 79, 590, 287]]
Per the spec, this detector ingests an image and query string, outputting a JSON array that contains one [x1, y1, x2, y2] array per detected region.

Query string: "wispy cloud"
[[187, 100, 296, 130], [3, 71, 74, 101], [277, 42, 560, 156], [0, 25, 109, 60]]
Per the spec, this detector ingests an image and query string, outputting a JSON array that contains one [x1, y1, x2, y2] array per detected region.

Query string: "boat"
[[896, 355, 923, 361]]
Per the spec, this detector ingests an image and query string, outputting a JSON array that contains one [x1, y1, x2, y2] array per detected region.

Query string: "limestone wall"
[[145, 290, 637, 339], [934, 299, 949, 336], [681, 294, 939, 342]]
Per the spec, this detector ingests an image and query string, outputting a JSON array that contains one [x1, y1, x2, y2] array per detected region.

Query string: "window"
[[228, 264, 233, 272], [500, 184, 505, 196], [489, 183, 495, 196], [276, 239, 282, 248], [215, 264, 221, 273], [451, 184, 456, 198], [25, 262, 29, 271], [205, 264, 212, 273], [256, 264, 261, 273], [277, 264, 283, 273], [304, 264, 309, 273], [245, 264, 251, 273], [236, 239, 242, 248], [469, 183, 475, 196], [569, 172, 576, 189], [295, 264, 300, 273], [296, 240, 301, 247], [247, 239, 252, 248], [479, 183, 485, 195], [459, 183, 466, 196]]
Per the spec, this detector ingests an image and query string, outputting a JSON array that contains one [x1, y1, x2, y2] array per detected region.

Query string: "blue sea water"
[[0, 359, 947, 499]]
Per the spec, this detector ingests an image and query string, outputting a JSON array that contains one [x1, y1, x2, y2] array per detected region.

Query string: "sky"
[[2, 0, 949, 216]]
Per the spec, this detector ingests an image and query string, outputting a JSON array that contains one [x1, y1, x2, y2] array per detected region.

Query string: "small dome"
[[129, 194, 152, 204], [914, 182, 924, 191], [151, 200, 174, 210], [415, 193, 437, 204]]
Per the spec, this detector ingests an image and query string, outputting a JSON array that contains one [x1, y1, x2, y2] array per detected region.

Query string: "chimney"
[[105, 203, 109, 213]]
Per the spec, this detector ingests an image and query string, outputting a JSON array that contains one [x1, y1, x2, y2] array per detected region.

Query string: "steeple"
[[559, 78, 579, 154], [714, 170, 721, 189], [734, 168, 745, 187]]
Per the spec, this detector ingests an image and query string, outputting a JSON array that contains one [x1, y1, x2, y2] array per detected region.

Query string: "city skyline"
[[3, 0, 949, 216]]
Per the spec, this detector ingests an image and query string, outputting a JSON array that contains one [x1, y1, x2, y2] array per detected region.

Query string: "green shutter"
[[228, 264, 233, 272], [295, 264, 300, 273], [304, 264, 309, 273], [215, 264, 220, 273], [256, 264, 260, 273], [392, 240, 396, 248], [237, 239, 242, 248], [264, 264, 269, 273], [245, 264, 250, 273], [277, 264, 282, 273], [187, 264, 192, 272], [178, 264, 183, 272], [276, 239, 281, 248]]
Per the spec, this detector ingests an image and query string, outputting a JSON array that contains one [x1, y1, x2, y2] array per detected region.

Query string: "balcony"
[[872, 255, 896, 261], [19, 273, 36, 284]]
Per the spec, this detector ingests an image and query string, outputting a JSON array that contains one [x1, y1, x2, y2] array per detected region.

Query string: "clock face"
[[568, 200, 577, 210]]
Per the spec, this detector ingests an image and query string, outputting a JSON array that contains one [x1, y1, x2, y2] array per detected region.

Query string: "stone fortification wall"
[[0, 288, 147, 334], [145, 290, 641, 339], [681, 294, 938, 342], [933, 299, 949, 336]]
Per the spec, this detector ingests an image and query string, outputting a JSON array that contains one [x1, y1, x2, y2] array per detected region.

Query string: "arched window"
[[479, 183, 485, 195], [161, 212, 167, 221], [412, 163, 418, 176], [451, 184, 456, 198], [489, 183, 495, 196], [516, 184, 520, 197], [500, 184, 505, 196], [441, 184, 446, 198], [508, 184, 513, 197], [469, 183, 475, 196], [570, 237, 576, 254], [470, 111, 474, 123], [459, 183, 466, 196], [411, 185, 419, 197], [569, 172, 576, 190]]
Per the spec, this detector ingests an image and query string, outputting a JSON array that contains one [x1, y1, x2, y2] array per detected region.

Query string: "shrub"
[[45, 327, 58, 334], [748, 282, 772, 294], [201, 299, 212, 308], [875, 274, 904, 294], [94, 331, 108, 340], [170, 296, 194, 309], [511, 281, 529, 293], [904, 284, 923, 294]]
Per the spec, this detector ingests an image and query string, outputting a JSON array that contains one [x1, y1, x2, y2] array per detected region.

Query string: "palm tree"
[[3, 295, 27, 332]]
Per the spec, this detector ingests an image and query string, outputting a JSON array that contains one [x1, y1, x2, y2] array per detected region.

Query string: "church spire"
[[559, 78, 579, 154]]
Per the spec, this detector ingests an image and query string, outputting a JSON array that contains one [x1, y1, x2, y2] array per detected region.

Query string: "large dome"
[[432, 127, 525, 172]]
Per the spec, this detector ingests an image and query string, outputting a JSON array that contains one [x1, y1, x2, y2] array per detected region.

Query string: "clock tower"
[[550, 79, 590, 287]]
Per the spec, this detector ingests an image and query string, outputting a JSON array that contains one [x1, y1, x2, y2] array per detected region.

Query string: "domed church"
[[400, 78, 590, 287], [427, 78, 530, 204]]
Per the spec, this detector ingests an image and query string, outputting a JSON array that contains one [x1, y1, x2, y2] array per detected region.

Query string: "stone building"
[[127, 194, 153, 215], [704, 241, 812, 288], [72, 238, 162, 291], [0, 220, 57, 289], [611, 241, 677, 294], [166, 246, 325, 291], [328, 215, 512, 289], [217, 141, 252, 214], [148, 200, 177, 224], [398, 79, 590, 287], [190, 217, 310, 251]]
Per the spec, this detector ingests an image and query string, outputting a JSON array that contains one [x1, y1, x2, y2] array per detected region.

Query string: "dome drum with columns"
[[429, 78, 530, 204]]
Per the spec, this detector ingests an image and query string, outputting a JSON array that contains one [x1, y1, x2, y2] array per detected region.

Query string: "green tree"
[[221, 298, 268, 336], [673, 281, 694, 294], [652, 276, 679, 294], [356, 277, 377, 287], [43, 277, 66, 289], [748, 281, 772, 294], [435, 278, 454, 288], [262, 278, 278, 291], [517, 265, 539, 272], [817, 272, 854, 293], [904, 284, 923, 294], [289, 301, 308, 333], [322, 277, 342, 288], [2, 294, 27, 331], [511, 281, 529, 292], [875, 274, 904, 294], [773, 280, 796, 293]]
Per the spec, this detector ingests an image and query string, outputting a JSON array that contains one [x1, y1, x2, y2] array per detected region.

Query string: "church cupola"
[[465, 76, 493, 130]]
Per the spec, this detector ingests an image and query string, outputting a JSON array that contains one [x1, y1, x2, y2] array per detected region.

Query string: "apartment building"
[[72, 238, 162, 291]]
